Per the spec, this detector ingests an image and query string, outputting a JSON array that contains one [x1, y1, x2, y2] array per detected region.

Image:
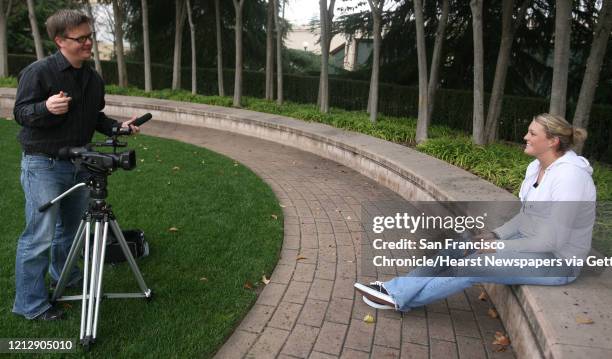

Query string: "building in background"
[[286, 25, 372, 73], [329, 36, 373, 72]]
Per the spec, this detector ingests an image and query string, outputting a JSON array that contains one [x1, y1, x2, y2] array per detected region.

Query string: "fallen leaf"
[[243, 281, 254, 290], [492, 331, 510, 346], [487, 308, 499, 319], [575, 314, 594, 324], [140, 159, 145, 162], [279, 204, 286, 208], [478, 291, 488, 301], [172, 166, 180, 171], [199, 277, 208, 282], [233, 162, 239, 167], [494, 346, 507, 352], [157, 159, 163, 162], [262, 275, 270, 285], [61, 303, 73, 309], [296, 255, 307, 260], [271, 214, 278, 220], [363, 314, 375, 324], [168, 227, 179, 232]]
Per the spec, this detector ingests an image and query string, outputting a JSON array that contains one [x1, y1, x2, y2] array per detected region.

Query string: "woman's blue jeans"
[[13, 154, 89, 319], [383, 235, 577, 312]]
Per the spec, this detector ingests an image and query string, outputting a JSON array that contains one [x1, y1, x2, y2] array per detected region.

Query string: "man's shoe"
[[354, 281, 396, 309], [33, 306, 64, 321]]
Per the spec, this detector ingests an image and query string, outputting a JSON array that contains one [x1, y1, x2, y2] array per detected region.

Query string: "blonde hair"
[[533, 113, 587, 153]]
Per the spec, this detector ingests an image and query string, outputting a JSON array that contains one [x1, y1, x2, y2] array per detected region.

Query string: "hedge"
[[7, 54, 610, 162]]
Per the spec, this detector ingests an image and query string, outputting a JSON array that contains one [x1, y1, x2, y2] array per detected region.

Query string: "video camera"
[[58, 113, 152, 174]]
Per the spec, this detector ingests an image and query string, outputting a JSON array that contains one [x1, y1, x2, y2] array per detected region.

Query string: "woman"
[[355, 113, 597, 311]]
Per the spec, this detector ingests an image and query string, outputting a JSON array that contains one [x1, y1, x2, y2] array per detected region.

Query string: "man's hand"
[[121, 115, 141, 135], [45, 91, 72, 115]]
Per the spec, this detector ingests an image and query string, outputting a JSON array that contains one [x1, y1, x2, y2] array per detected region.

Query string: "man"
[[12, 9, 139, 321]]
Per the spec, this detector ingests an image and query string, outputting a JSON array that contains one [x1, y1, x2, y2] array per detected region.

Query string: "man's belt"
[[24, 151, 61, 160]]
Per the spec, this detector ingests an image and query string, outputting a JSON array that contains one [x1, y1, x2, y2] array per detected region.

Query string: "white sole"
[[362, 295, 395, 310], [354, 283, 396, 307]]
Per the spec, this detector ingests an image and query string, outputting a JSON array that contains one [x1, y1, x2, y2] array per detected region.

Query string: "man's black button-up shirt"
[[13, 50, 119, 157]]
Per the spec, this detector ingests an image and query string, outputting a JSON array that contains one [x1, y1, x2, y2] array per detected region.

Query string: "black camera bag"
[[103, 229, 149, 264]]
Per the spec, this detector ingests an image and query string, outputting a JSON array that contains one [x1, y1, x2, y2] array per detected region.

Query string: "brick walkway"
[[142, 121, 516, 359]]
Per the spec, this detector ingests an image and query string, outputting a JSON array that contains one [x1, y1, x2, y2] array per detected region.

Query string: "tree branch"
[[6, 0, 13, 18], [328, 0, 336, 15]]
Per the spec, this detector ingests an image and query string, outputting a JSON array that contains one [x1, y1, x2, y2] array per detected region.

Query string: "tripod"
[[42, 172, 152, 350]]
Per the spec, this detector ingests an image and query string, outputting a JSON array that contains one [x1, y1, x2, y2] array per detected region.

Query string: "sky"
[[284, 0, 368, 26]]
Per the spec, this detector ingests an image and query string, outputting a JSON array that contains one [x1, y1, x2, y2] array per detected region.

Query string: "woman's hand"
[[470, 230, 499, 254]]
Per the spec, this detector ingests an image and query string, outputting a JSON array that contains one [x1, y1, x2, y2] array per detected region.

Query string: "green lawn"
[[0, 120, 283, 357]]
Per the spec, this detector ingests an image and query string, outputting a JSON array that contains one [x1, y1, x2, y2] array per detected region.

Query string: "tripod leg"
[[109, 220, 151, 296], [92, 221, 109, 340], [80, 220, 91, 341], [52, 220, 86, 302], [85, 221, 103, 341]]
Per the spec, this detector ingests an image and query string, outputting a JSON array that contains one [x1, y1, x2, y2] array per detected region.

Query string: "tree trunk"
[[573, 0, 612, 153], [484, 0, 530, 144], [274, 0, 283, 105], [27, 0, 44, 60], [367, 2, 382, 123], [172, 0, 187, 90], [414, 0, 428, 142], [113, 0, 128, 87], [484, 0, 513, 144], [214, 0, 224, 96], [265, 0, 274, 100], [317, 3, 335, 108], [186, 0, 197, 94], [86, 0, 103, 76], [470, 0, 485, 145], [140, 0, 151, 91], [426, 0, 449, 128], [318, 0, 335, 113], [549, 0, 572, 116], [233, 0, 245, 107], [0, 0, 11, 78]]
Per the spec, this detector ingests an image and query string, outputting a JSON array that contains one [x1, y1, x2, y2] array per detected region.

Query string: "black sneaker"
[[33, 306, 64, 321], [354, 281, 396, 309]]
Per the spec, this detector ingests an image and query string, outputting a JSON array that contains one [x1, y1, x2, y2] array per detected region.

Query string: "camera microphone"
[[132, 113, 152, 127], [112, 113, 153, 136]]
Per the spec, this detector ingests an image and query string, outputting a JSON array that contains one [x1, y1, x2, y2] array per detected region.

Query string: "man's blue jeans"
[[384, 235, 577, 312], [13, 154, 89, 319]]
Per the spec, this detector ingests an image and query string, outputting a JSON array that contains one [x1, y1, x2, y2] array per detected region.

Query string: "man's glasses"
[[64, 33, 94, 44]]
